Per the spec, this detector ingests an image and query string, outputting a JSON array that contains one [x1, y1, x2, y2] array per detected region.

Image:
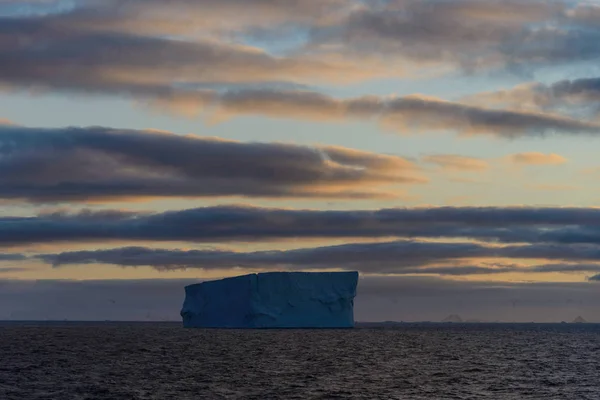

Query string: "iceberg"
[[180, 271, 359, 328]]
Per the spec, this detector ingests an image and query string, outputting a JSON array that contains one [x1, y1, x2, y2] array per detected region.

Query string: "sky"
[[3, 0, 600, 322]]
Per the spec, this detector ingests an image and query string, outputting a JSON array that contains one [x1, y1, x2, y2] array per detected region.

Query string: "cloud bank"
[[3, 1, 600, 138], [38, 240, 600, 277], [6, 0, 600, 87], [0, 125, 423, 203], [6, 205, 600, 247], [464, 76, 600, 113], [204, 91, 600, 137]]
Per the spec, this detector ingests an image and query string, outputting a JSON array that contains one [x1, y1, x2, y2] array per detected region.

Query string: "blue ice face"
[[181, 271, 359, 329]]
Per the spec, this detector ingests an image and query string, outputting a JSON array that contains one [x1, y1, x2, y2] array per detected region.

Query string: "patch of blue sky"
[[0, 0, 75, 16], [236, 26, 311, 57]]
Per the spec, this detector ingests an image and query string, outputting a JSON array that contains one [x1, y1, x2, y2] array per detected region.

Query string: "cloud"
[[10, 29, 596, 138], [2, 276, 599, 322], [461, 76, 600, 119], [28, 0, 349, 36], [200, 90, 600, 137], [0, 10, 390, 103], [509, 152, 567, 165], [39, 241, 487, 271], [7, 0, 600, 81], [39, 241, 600, 275], [3, 3, 600, 136], [9, 205, 600, 247], [0, 267, 28, 274], [402, 263, 600, 276], [422, 154, 489, 171], [3, 0, 600, 129], [462, 82, 559, 111], [374, 95, 599, 137], [306, 0, 600, 74], [0, 254, 27, 261], [0, 125, 424, 203]]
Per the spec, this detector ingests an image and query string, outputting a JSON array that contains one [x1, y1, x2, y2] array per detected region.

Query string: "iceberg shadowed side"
[[181, 271, 359, 328]]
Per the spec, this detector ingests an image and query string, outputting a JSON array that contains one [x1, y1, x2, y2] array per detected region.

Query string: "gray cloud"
[[5, 205, 600, 247], [2, 3, 600, 136], [376, 96, 599, 137], [1, 1, 600, 137], [0, 125, 423, 203], [38, 241, 600, 276], [0, 254, 27, 261], [400, 263, 600, 276], [203, 90, 600, 137], [4, 22, 594, 137], [1, 277, 599, 322], [40, 241, 487, 271], [463, 76, 600, 119], [26, 0, 348, 36], [0, 9, 379, 104], [9, 0, 599, 81], [307, 0, 600, 73]]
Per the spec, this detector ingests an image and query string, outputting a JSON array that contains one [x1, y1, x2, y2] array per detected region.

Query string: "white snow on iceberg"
[[181, 271, 359, 328]]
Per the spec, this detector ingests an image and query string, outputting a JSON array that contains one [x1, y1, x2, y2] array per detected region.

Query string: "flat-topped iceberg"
[[181, 271, 359, 328]]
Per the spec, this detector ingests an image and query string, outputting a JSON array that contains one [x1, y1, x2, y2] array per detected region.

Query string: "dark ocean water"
[[1, 322, 600, 399]]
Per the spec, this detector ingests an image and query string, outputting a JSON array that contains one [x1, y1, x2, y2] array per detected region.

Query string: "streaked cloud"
[[509, 152, 567, 165], [306, 0, 600, 73], [38, 241, 600, 276], [0, 254, 27, 261], [7, 205, 600, 247], [7, 0, 598, 80], [3, 1, 600, 139], [3, 1, 600, 129], [461, 76, 600, 119], [0, 125, 424, 203], [201, 90, 600, 137], [19, 0, 349, 36], [422, 154, 489, 171], [7, 0, 583, 83], [0, 11, 390, 100], [399, 263, 600, 277]]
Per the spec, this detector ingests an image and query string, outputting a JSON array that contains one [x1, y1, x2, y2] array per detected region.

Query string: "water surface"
[[1, 322, 599, 399]]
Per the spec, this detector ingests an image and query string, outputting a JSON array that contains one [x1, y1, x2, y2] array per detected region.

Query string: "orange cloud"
[[510, 152, 567, 165], [422, 154, 489, 171]]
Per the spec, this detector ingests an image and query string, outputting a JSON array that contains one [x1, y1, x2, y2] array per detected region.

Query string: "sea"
[[1, 322, 599, 399]]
